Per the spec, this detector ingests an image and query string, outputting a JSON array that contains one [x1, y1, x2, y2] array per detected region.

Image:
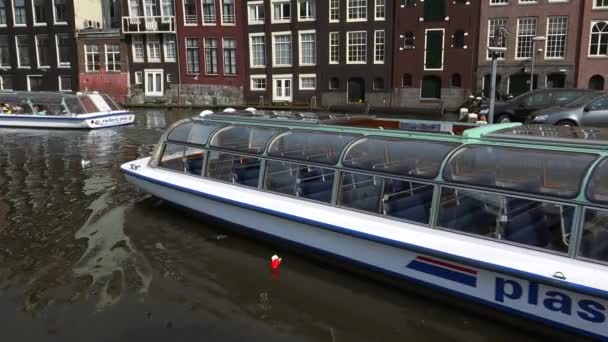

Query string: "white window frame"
[[271, 0, 291, 24], [135, 71, 143, 84], [84, 44, 100, 72], [27, 75, 43, 91], [588, 20, 608, 58], [52, 0, 68, 25], [15, 35, 30, 69], [297, 0, 316, 22], [12, 0, 26, 27], [0, 1, 6, 28], [105, 44, 121, 72], [594, 0, 608, 9], [202, 0, 217, 25], [346, 31, 367, 64], [147, 36, 162, 63], [486, 18, 508, 60], [545, 16, 567, 60], [220, 0, 236, 26], [164, 34, 176, 62], [374, 0, 385, 21], [272, 74, 293, 102], [132, 36, 145, 63], [0, 75, 12, 90], [329, 32, 339, 64], [247, 1, 264, 25], [54, 34, 70, 68], [346, 0, 367, 23], [250, 74, 267, 91], [31, 0, 46, 26], [374, 29, 384, 64], [249, 32, 266, 68], [183, 0, 198, 26], [518, 0, 537, 4], [423, 28, 445, 71], [298, 29, 316, 66], [515, 17, 537, 60], [35, 35, 50, 69], [272, 31, 292, 67], [489, 0, 509, 6], [299, 73, 316, 90], [329, 0, 339, 23], [58, 75, 71, 92]]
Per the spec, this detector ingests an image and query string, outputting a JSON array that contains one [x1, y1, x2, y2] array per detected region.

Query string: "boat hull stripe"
[[407, 259, 478, 287], [416, 256, 478, 275]]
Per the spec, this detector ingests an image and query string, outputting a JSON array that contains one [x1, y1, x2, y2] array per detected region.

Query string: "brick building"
[[477, 0, 582, 99], [576, 0, 608, 91]]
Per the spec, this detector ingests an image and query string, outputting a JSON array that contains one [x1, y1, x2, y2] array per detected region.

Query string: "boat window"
[[64, 97, 86, 114], [338, 171, 434, 225], [101, 94, 120, 111], [265, 160, 335, 204], [268, 131, 358, 165], [343, 137, 458, 179], [587, 158, 608, 204], [444, 145, 596, 199], [437, 187, 574, 254], [578, 208, 608, 263], [210, 126, 280, 155], [159, 143, 186, 172], [168, 121, 223, 146], [79, 95, 100, 113], [206, 151, 261, 188]]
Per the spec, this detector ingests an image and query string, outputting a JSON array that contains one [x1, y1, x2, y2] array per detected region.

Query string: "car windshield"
[[564, 93, 603, 108]]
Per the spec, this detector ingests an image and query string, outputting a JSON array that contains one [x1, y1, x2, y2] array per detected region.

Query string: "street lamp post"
[[530, 36, 546, 92]]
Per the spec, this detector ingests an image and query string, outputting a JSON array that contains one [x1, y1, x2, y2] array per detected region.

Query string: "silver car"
[[527, 93, 608, 127]]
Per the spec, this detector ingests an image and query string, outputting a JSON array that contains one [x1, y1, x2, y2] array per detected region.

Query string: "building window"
[[374, 30, 385, 64], [223, 38, 237, 75], [373, 78, 384, 90], [33, 0, 45, 24], [0, 0, 6, 26], [490, 0, 508, 4], [329, 0, 339, 22], [106, 44, 121, 72], [402, 74, 412, 87], [53, 0, 67, 23], [516, 17, 537, 59], [186, 38, 200, 74], [347, 31, 367, 64], [298, 0, 315, 21], [16, 35, 30, 68], [424, 0, 445, 21], [85, 45, 100, 72], [147, 36, 161, 62], [590, 21, 608, 57], [401, 0, 415, 7], [13, 0, 26, 25], [202, 0, 216, 24], [272, 0, 291, 23], [166, 73, 173, 83], [56, 34, 71, 67], [250, 75, 266, 91], [425, 29, 444, 70], [487, 18, 508, 59], [347, 0, 367, 21], [329, 32, 339, 64], [299, 74, 316, 90], [59, 76, 71, 92], [402, 32, 414, 49], [144, 0, 156, 16], [248, 1, 264, 24], [375, 0, 385, 20], [0, 36, 8, 67], [161, 0, 174, 16], [133, 36, 145, 62], [421, 75, 441, 99], [453, 30, 465, 48], [164, 34, 176, 61], [250, 34, 266, 67], [184, 0, 197, 24], [451, 73, 461, 87], [129, 0, 141, 16], [222, 0, 235, 24], [1, 75, 12, 90], [589, 75, 605, 90], [35, 35, 49, 68], [546, 17, 567, 59], [135, 71, 143, 84], [595, 0, 608, 9], [329, 77, 339, 90], [273, 33, 292, 66], [299, 31, 316, 66], [27, 75, 43, 91], [204, 38, 218, 74]]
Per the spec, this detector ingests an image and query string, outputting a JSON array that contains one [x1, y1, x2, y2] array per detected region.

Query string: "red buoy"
[[270, 255, 282, 270]]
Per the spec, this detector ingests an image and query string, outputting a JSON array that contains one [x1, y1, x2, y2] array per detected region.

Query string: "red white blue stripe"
[[406, 256, 478, 287]]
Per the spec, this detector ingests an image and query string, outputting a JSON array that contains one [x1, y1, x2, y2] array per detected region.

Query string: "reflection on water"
[[0, 109, 546, 341]]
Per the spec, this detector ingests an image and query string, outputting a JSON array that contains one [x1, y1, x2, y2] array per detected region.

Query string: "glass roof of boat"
[[210, 125, 282, 155], [588, 158, 608, 204], [268, 131, 359, 165], [484, 125, 608, 147], [443, 145, 598, 199], [343, 137, 459, 179], [167, 121, 225, 145], [200, 110, 351, 123]]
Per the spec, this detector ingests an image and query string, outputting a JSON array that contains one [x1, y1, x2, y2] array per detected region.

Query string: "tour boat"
[[0, 91, 134, 129], [121, 111, 608, 339]]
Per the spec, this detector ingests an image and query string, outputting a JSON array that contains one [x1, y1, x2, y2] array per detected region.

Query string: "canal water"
[[0, 110, 546, 342]]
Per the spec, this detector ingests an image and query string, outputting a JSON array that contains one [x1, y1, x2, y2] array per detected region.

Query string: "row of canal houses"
[[0, 0, 606, 110]]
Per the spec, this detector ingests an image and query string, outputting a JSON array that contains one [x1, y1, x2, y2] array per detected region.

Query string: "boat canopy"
[[210, 125, 281, 155], [343, 137, 458, 179], [0, 91, 123, 116], [443, 145, 597, 199], [267, 131, 359, 165], [588, 158, 608, 204], [168, 121, 224, 145]]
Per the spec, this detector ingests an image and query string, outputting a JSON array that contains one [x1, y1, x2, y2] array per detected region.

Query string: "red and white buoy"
[[270, 255, 282, 270]]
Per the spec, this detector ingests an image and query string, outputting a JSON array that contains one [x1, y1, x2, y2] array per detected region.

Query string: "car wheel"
[[556, 120, 577, 127], [496, 114, 512, 123]]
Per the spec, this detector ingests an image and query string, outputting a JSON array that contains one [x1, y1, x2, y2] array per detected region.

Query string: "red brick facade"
[[576, 1, 608, 90]]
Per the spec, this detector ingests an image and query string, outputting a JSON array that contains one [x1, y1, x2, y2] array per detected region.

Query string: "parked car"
[[527, 93, 608, 127], [479, 88, 597, 123]]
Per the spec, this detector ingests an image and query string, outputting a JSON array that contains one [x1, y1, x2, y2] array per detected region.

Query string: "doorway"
[[144, 69, 164, 96], [273, 76, 292, 102], [347, 78, 365, 103]]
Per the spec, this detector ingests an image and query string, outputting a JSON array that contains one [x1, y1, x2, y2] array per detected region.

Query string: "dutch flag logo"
[[406, 256, 478, 288]]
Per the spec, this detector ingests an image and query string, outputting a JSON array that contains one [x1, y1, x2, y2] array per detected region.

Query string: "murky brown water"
[[0, 110, 550, 341]]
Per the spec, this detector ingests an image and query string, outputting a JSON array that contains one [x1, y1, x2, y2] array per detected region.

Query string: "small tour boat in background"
[[0, 91, 134, 129], [122, 111, 608, 339]]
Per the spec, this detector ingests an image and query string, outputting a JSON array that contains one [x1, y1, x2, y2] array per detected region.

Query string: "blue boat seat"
[[186, 158, 203, 175], [438, 198, 491, 234], [297, 174, 334, 203], [383, 188, 433, 223], [233, 162, 261, 187], [580, 231, 608, 262], [341, 181, 381, 213], [505, 210, 549, 247]]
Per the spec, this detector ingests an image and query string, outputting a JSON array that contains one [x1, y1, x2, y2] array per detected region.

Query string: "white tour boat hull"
[[122, 158, 608, 340], [0, 111, 135, 129]]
